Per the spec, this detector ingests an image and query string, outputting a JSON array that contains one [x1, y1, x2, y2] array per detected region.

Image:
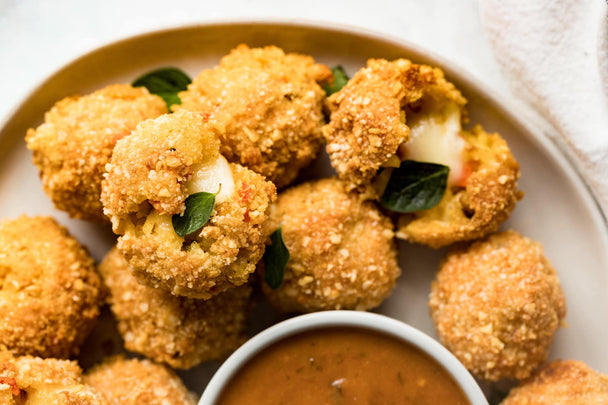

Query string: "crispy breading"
[[429, 231, 566, 381], [99, 247, 251, 369], [501, 360, 608, 405], [84, 356, 196, 405], [260, 178, 400, 312], [322, 58, 466, 194], [397, 125, 522, 248], [0, 351, 106, 405], [323, 59, 521, 247], [25, 85, 166, 222], [101, 110, 276, 298], [0, 216, 104, 358], [176, 44, 331, 187], [101, 110, 222, 219]]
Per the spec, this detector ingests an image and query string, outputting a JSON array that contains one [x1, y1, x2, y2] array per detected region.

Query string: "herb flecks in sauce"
[[217, 328, 470, 405]]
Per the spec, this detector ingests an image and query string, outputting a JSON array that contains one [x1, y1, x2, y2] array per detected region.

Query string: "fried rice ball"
[[396, 125, 522, 248], [176, 44, 332, 187], [25, 84, 167, 222], [101, 110, 276, 299], [322, 58, 465, 194], [99, 247, 252, 369], [323, 59, 521, 248], [429, 231, 566, 381], [260, 178, 400, 312], [0, 351, 106, 405], [84, 356, 196, 405], [0, 215, 104, 358], [501, 360, 608, 405]]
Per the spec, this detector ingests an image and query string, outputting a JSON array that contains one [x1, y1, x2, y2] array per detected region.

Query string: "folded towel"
[[480, 0, 608, 213]]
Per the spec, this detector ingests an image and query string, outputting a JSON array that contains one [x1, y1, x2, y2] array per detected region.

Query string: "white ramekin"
[[199, 311, 488, 405]]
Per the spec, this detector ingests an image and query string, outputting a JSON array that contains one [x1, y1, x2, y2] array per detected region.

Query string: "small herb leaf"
[[263, 226, 290, 289], [157, 92, 182, 108], [380, 160, 449, 213], [132, 67, 192, 108], [323, 65, 350, 96], [172, 192, 216, 237]]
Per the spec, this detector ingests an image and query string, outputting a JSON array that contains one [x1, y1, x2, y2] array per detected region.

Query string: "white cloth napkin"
[[480, 0, 608, 213]]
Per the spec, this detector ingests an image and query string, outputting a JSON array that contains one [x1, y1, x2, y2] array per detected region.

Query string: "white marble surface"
[[0, 0, 511, 124]]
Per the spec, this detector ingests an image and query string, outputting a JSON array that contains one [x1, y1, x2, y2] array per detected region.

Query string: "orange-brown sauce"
[[217, 327, 470, 405]]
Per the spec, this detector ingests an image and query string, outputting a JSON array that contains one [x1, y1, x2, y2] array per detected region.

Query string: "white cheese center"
[[403, 101, 466, 186], [186, 155, 235, 204]]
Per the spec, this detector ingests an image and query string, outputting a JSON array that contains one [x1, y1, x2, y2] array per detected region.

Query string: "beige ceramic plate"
[[1, 21, 607, 399]]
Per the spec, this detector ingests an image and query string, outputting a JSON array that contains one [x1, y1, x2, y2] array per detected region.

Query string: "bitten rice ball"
[[322, 58, 465, 195], [0, 216, 104, 358], [84, 356, 196, 405], [176, 44, 332, 187], [101, 110, 276, 299], [501, 360, 608, 405], [0, 351, 106, 405], [396, 125, 522, 248], [25, 84, 167, 222], [429, 231, 566, 381], [261, 178, 400, 312], [99, 247, 252, 369], [323, 59, 521, 247]]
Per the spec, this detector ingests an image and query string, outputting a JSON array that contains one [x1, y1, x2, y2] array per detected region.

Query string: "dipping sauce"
[[217, 327, 470, 405]]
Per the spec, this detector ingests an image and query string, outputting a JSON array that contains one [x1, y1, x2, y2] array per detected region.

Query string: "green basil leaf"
[[172, 192, 216, 237], [323, 65, 350, 96], [380, 160, 449, 213], [132, 67, 192, 108], [156, 92, 183, 108], [263, 226, 290, 289]]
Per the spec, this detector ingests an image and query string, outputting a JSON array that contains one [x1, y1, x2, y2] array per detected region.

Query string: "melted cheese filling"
[[403, 101, 465, 186], [186, 155, 235, 204], [140, 156, 235, 239], [142, 210, 173, 235]]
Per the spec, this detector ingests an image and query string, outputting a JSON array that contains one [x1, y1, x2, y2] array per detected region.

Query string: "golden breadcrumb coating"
[[261, 178, 400, 312], [176, 44, 331, 187], [429, 231, 566, 381], [0, 216, 104, 358], [324, 58, 521, 247], [84, 356, 196, 405], [101, 110, 222, 219], [25, 84, 167, 222], [322, 58, 466, 194], [102, 110, 276, 298], [396, 125, 523, 248], [99, 247, 251, 369], [0, 351, 106, 405], [501, 360, 608, 405]]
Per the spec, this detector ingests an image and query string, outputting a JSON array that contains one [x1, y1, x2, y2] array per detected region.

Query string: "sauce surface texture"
[[217, 327, 470, 405]]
